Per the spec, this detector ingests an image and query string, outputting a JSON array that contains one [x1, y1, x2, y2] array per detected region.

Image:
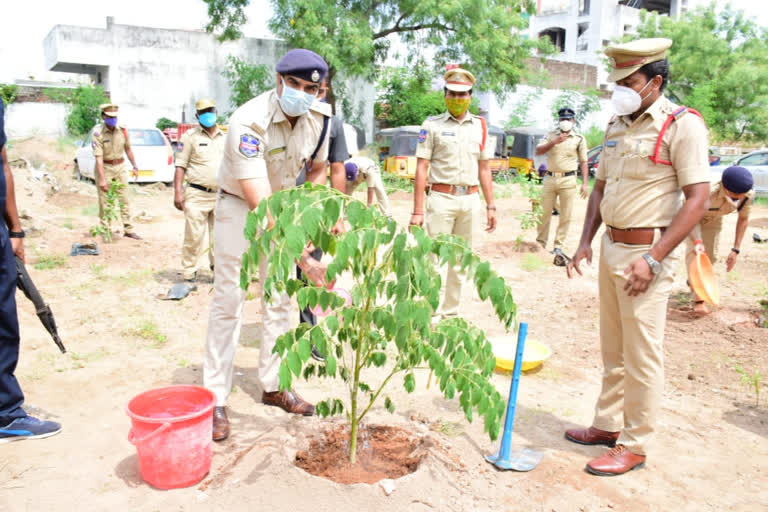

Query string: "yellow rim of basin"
[[490, 338, 552, 372]]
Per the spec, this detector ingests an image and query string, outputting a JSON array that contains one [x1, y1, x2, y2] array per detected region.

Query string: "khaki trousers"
[[426, 191, 480, 318], [203, 192, 292, 405], [346, 174, 392, 217], [97, 164, 133, 232], [685, 217, 723, 271], [592, 231, 680, 456], [181, 186, 216, 280], [536, 174, 577, 250]]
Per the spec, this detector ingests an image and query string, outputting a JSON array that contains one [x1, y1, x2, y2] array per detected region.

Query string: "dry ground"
[[1, 137, 766, 511]]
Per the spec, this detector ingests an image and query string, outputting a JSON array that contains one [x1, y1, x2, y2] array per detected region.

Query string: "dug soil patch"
[[295, 424, 428, 484]]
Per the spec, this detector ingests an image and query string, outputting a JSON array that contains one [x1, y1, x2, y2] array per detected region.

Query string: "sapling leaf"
[[278, 361, 292, 390], [404, 373, 416, 393], [298, 337, 311, 362], [384, 396, 395, 413], [286, 351, 302, 376]]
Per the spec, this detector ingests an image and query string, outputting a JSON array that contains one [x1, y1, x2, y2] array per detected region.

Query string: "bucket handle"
[[128, 422, 172, 446]]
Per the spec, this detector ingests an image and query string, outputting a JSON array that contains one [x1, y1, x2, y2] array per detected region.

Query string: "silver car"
[[711, 151, 768, 197]]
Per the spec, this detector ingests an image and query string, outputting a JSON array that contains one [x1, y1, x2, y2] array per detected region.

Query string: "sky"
[[2, 0, 767, 84]]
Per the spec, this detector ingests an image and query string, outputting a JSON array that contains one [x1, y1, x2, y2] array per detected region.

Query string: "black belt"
[[547, 171, 575, 177], [188, 183, 217, 193]]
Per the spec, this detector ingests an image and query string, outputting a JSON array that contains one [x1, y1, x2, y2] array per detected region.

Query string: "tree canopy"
[[204, 0, 549, 97], [635, 5, 768, 142]]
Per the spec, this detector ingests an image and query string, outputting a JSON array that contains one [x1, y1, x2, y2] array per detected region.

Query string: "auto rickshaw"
[[375, 127, 398, 161], [506, 127, 548, 178], [383, 125, 422, 179], [487, 125, 508, 174]]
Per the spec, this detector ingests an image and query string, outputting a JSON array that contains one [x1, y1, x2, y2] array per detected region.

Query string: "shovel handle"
[[128, 422, 171, 445]]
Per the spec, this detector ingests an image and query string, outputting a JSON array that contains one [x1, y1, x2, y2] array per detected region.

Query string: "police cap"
[[722, 166, 754, 194], [558, 108, 575, 119], [605, 38, 672, 82], [195, 98, 216, 111], [100, 103, 118, 117], [276, 49, 328, 84], [443, 67, 475, 92]]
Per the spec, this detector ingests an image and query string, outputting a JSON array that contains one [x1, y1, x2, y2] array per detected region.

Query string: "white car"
[[74, 127, 174, 183], [711, 150, 768, 197]]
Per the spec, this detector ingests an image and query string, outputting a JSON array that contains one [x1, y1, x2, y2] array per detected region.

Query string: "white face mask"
[[725, 195, 741, 207], [278, 78, 317, 117], [610, 79, 654, 116], [559, 120, 573, 132]]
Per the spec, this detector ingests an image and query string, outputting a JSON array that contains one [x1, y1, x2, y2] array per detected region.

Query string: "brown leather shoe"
[[565, 426, 619, 447], [124, 232, 143, 240], [586, 444, 646, 476], [212, 406, 229, 441], [262, 390, 314, 416]]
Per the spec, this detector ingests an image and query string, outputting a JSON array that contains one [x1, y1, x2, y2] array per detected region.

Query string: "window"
[[579, 0, 590, 16], [539, 27, 566, 52], [129, 129, 166, 146], [577, 23, 590, 51], [738, 152, 768, 166]]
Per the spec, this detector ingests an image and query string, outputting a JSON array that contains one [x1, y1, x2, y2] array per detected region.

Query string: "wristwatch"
[[642, 252, 661, 275]]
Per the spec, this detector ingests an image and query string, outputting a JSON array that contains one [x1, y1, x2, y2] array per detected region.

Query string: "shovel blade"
[[485, 447, 543, 472]]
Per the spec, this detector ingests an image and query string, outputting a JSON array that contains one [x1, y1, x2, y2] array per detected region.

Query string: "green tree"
[[221, 55, 272, 109], [504, 88, 540, 129], [156, 117, 178, 131], [375, 66, 479, 127], [241, 184, 516, 464], [635, 5, 768, 142], [0, 84, 18, 106], [550, 88, 601, 129], [45, 85, 110, 136], [204, 0, 551, 104]]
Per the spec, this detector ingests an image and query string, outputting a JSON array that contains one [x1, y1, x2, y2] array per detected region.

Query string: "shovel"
[[485, 322, 543, 471]]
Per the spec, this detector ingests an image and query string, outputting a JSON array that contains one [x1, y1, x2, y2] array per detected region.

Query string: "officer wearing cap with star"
[[92, 103, 142, 240], [686, 165, 755, 316], [173, 99, 226, 286], [535, 107, 589, 260], [204, 49, 344, 441], [410, 66, 496, 320], [565, 38, 711, 476]]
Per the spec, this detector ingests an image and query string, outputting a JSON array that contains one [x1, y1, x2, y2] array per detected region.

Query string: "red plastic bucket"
[[126, 385, 215, 489]]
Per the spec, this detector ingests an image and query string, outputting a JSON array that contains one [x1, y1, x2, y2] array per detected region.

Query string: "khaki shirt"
[[415, 112, 494, 186], [537, 130, 587, 173], [175, 125, 226, 190], [597, 95, 710, 229], [347, 156, 380, 189], [218, 90, 331, 198], [702, 181, 754, 222], [92, 123, 130, 161]]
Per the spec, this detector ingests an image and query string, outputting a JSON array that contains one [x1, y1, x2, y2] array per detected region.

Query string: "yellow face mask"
[[445, 97, 471, 117]]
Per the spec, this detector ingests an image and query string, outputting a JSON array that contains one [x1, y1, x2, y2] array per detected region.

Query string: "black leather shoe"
[[212, 406, 229, 441]]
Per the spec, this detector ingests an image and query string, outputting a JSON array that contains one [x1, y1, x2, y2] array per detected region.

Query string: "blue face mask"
[[104, 117, 117, 128], [198, 112, 217, 128], [279, 78, 316, 117]]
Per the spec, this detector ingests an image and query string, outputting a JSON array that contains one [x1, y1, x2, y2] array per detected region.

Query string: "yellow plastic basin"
[[490, 337, 552, 372]]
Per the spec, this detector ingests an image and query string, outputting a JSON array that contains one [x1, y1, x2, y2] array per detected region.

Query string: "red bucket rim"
[[126, 385, 215, 424]]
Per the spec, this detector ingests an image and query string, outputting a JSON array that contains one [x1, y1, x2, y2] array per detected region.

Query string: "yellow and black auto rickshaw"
[[382, 125, 421, 179], [506, 127, 548, 178], [487, 124, 508, 174]]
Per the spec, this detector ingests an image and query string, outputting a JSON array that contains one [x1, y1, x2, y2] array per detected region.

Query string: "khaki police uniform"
[[92, 118, 134, 233], [175, 125, 226, 280], [345, 156, 391, 216], [593, 87, 710, 455], [204, 89, 330, 405], [416, 109, 494, 318], [536, 130, 587, 249], [685, 182, 754, 268]]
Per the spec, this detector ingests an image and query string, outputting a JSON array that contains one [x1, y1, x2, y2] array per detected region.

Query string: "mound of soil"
[[295, 424, 427, 484]]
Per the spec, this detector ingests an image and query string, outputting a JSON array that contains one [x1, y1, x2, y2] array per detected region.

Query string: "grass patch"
[[33, 253, 67, 270], [127, 320, 168, 348], [382, 172, 413, 194], [754, 196, 768, 207], [430, 419, 464, 437], [111, 269, 153, 286], [69, 348, 109, 369], [671, 291, 692, 306], [56, 136, 78, 153], [81, 204, 99, 216], [521, 252, 547, 272], [61, 219, 74, 230]]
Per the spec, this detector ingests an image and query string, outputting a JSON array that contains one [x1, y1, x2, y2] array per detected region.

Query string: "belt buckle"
[[454, 185, 468, 195]]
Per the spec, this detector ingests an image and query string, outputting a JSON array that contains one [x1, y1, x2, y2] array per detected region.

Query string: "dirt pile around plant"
[[295, 424, 428, 484]]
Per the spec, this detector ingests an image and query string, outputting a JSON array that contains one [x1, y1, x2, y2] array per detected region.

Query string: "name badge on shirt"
[[605, 140, 618, 147], [441, 131, 456, 136], [268, 146, 286, 156], [198, 143, 208, 147]]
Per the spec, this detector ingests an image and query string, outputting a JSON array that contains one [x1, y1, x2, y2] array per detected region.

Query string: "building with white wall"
[[42, 17, 375, 141], [530, 0, 690, 88]]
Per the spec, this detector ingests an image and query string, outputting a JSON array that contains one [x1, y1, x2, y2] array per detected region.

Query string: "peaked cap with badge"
[[276, 49, 328, 84], [100, 103, 119, 117], [196, 98, 216, 111], [605, 38, 672, 82], [443, 67, 475, 92]]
